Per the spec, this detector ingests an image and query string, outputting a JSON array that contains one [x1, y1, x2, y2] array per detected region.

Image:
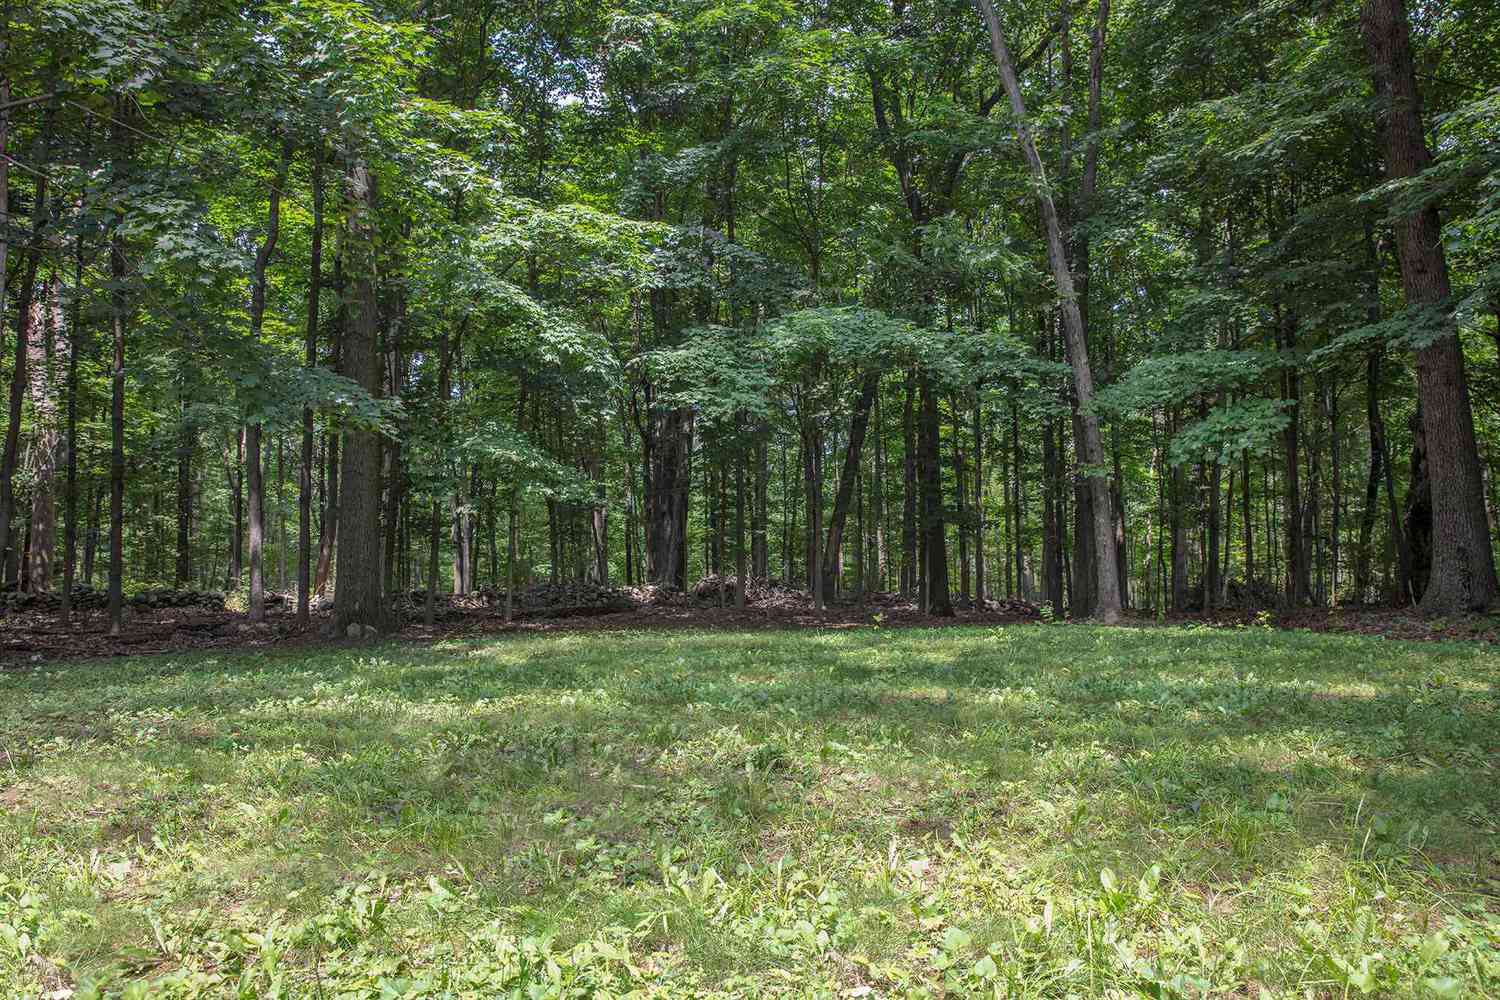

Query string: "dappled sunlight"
[[2, 627, 1497, 995]]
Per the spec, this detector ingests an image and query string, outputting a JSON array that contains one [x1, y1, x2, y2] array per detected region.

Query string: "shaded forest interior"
[[1, 0, 1499, 647]]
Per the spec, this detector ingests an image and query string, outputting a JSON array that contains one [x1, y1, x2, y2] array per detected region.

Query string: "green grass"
[[2, 624, 1497, 998]]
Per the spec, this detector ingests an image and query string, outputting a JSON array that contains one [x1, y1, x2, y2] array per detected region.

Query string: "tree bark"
[[901, 370, 917, 596], [26, 277, 61, 592], [298, 151, 324, 627], [1361, 0, 1498, 612], [332, 159, 387, 635], [977, 0, 1122, 621], [1278, 306, 1310, 605], [919, 374, 953, 616], [107, 212, 126, 634], [61, 232, 84, 617], [247, 141, 291, 623], [820, 370, 879, 597]]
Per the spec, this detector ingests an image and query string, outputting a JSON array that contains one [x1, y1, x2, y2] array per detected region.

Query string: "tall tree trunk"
[[973, 396, 985, 603], [426, 324, 452, 627], [901, 370, 917, 596], [645, 406, 691, 589], [298, 151, 324, 627], [953, 399, 970, 605], [1328, 381, 1342, 603], [1361, 0, 1498, 612], [1356, 347, 1385, 601], [1241, 450, 1254, 590], [315, 253, 344, 595], [872, 394, 888, 592], [735, 443, 746, 609], [919, 374, 953, 616], [820, 370, 879, 597], [26, 277, 61, 592], [107, 211, 126, 635], [247, 141, 291, 623], [1278, 307, 1310, 605], [753, 432, 768, 579], [61, 231, 84, 617], [175, 399, 192, 586], [978, 0, 1121, 621], [227, 432, 243, 590], [0, 75, 9, 566], [332, 159, 386, 635], [1169, 412, 1188, 612]]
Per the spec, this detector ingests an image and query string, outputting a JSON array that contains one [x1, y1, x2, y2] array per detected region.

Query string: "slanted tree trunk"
[[1361, 0, 1498, 613], [977, 0, 1121, 621], [332, 159, 386, 636]]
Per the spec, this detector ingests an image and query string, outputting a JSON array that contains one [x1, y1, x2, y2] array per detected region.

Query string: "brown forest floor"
[[3, 585, 1498, 666]]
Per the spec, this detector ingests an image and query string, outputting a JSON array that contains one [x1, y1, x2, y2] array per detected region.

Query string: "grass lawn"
[[2, 624, 1497, 998]]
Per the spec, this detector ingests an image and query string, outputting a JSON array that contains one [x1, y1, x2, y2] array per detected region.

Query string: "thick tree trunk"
[[645, 405, 691, 589], [26, 278, 60, 592], [978, 0, 1121, 621], [1361, 0, 1498, 612], [333, 160, 387, 635], [0, 75, 45, 579]]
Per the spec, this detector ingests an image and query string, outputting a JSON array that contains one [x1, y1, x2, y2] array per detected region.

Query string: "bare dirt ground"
[[2, 578, 1496, 667]]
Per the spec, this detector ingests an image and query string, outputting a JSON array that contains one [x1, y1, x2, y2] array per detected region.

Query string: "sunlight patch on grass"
[[0, 625, 1496, 997]]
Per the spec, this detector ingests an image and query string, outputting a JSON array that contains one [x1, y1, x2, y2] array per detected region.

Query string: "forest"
[[1, 0, 1497, 644], [2, 0, 1500, 996]]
